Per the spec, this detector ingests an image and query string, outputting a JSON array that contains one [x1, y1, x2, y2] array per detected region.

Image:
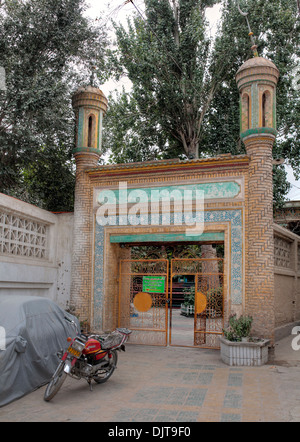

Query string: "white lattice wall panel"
[[274, 235, 292, 269], [0, 212, 48, 259]]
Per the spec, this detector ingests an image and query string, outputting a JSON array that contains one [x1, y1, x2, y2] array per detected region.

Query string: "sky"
[[85, 0, 300, 201]]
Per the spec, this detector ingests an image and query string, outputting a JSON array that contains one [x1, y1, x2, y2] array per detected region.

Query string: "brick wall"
[[244, 134, 275, 341], [274, 224, 300, 339], [70, 153, 98, 328]]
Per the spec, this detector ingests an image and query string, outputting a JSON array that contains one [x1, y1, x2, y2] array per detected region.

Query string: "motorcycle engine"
[[73, 360, 93, 377], [75, 357, 110, 378]]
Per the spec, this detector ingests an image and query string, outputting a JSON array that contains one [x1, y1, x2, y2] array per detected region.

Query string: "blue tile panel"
[[94, 209, 243, 330]]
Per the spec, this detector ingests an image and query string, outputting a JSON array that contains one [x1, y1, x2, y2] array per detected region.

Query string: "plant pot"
[[180, 303, 194, 316], [220, 336, 270, 366]]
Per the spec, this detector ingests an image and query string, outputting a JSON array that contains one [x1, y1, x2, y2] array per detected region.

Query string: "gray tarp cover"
[[0, 294, 79, 407]]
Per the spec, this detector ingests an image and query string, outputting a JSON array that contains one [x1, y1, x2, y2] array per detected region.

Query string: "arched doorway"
[[118, 243, 224, 348]]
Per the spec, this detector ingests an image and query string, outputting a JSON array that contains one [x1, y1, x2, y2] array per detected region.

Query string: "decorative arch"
[[241, 92, 250, 132], [261, 90, 272, 127]]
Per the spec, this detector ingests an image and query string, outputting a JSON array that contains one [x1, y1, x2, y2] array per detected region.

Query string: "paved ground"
[[0, 335, 300, 423]]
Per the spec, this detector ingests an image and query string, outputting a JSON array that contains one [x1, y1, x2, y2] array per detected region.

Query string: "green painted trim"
[[273, 90, 277, 130], [252, 83, 259, 128], [73, 146, 100, 154], [98, 112, 103, 150], [98, 181, 241, 205], [239, 97, 242, 133], [239, 79, 277, 89], [110, 232, 225, 243], [77, 107, 84, 148], [97, 113, 100, 150], [241, 127, 277, 139]]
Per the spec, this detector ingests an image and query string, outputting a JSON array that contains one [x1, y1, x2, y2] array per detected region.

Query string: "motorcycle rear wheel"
[[93, 350, 118, 384], [44, 362, 67, 402]]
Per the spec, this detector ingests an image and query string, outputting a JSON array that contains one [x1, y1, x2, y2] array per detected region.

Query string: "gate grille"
[[119, 259, 169, 346], [119, 257, 224, 348], [171, 258, 224, 349]]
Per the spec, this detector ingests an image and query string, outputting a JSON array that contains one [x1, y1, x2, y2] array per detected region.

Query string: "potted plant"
[[220, 314, 270, 366], [181, 287, 195, 316], [224, 314, 253, 342]]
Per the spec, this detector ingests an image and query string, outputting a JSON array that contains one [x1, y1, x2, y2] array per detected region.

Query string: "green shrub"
[[223, 314, 253, 341], [183, 286, 195, 306]]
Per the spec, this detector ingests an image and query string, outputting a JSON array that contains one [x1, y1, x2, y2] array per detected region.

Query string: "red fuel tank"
[[82, 338, 101, 355]]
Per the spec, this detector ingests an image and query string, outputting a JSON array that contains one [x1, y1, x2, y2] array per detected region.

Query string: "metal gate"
[[119, 257, 224, 348], [119, 259, 169, 346], [170, 258, 224, 349]]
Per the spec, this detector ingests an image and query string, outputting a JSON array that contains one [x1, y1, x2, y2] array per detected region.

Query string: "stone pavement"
[[0, 335, 300, 423]]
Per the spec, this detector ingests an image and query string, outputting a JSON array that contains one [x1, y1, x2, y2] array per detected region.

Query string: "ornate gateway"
[[118, 252, 224, 349]]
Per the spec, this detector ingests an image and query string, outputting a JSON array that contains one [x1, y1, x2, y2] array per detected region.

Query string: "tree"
[[204, 0, 300, 205], [22, 144, 75, 212], [0, 0, 107, 209], [102, 87, 177, 163], [105, 0, 221, 160], [103, 0, 300, 203]]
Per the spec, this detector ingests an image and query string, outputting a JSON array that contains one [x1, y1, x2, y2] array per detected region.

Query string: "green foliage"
[[223, 314, 253, 341], [103, 0, 300, 203], [273, 165, 292, 209], [0, 0, 107, 210], [102, 89, 169, 164], [205, 0, 299, 206], [183, 286, 195, 307], [22, 144, 75, 212], [105, 0, 220, 160]]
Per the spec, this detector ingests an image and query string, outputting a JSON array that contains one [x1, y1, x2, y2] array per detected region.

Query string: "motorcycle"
[[44, 320, 132, 402]]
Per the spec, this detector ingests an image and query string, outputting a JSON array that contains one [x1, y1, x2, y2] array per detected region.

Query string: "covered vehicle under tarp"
[[0, 294, 79, 407]]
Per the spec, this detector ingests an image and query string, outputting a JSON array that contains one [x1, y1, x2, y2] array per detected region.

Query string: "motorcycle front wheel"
[[93, 350, 118, 384], [44, 361, 67, 402]]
